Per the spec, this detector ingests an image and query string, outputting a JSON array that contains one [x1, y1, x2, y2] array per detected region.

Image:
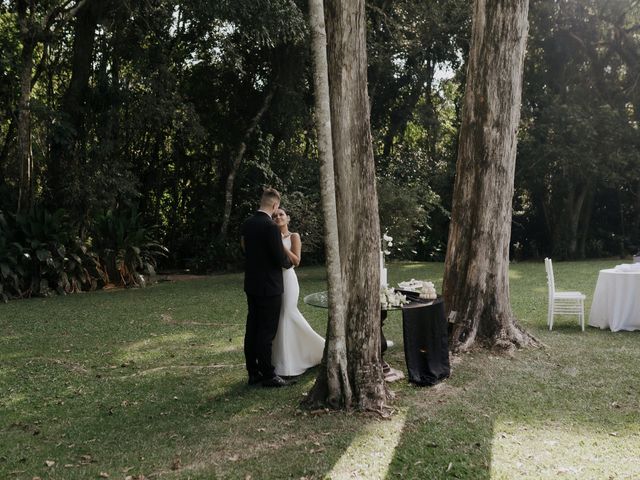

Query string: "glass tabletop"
[[303, 291, 330, 308], [303, 291, 440, 311]]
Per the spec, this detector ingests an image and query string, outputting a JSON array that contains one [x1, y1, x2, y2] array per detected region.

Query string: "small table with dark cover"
[[400, 297, 450, 386], [303, 291, 450, 386]]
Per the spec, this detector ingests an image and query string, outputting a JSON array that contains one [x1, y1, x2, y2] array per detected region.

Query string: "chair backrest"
[[544, 257, 556, 295]]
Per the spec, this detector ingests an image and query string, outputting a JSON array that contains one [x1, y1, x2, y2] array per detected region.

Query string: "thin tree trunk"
[[326, 0, 388, 412], [305, 0, 351, 410], [16, 15, 34, 213], [577, 189, 594, 259], [444, 0, 538, 352], [48, 0, 107, 208], [567, 184, 588, 258], [218, 86, 276, 240]]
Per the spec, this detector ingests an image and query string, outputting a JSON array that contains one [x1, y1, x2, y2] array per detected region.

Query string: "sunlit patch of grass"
[[115, 332, 199, 364], [1, 391, 26, 408], [328, 409, 408, 479], [490, 418, 640, 479]]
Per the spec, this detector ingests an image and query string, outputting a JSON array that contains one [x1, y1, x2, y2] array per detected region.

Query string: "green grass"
[[1, 260, 639, 479]]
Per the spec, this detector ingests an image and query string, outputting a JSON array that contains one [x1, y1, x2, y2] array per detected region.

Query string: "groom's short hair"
[[260, 187, 281, 208]]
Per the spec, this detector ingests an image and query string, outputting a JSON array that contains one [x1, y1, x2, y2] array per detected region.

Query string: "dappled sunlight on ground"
[[115, 332, 198, 363], [1, 390, 26, 409], [327, 409, 407, 479], [490, 417, 640, 479]]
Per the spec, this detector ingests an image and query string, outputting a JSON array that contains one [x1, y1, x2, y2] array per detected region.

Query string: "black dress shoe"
[[261, 375, 290, 388], [248, 373, 264, 386]]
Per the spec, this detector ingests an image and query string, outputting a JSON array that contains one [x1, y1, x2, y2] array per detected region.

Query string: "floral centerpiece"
[[380, 286, 409, 309]]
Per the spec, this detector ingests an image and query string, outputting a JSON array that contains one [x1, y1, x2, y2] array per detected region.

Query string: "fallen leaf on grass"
[[99, 472, 110, 478], [256, 428, 266, 432], [228, 454, 239, 462], [45, 460, 55, 467], [609, 432, 618, 437]]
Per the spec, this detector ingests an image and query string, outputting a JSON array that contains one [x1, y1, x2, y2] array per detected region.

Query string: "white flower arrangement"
[[380, 286, 409, 309]]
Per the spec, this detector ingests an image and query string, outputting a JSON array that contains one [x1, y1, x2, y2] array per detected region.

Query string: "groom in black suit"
[[241, 188, 293, 387]]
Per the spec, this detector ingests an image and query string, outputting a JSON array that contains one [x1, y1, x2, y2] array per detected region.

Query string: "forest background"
[[1, 0, 639, 298]]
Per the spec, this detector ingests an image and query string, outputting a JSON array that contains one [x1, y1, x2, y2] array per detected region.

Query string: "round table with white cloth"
[[589, 268, 640, 332]]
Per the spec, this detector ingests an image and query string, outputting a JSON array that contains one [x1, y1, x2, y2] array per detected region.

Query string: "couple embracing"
[[241, 188, 325, 387]]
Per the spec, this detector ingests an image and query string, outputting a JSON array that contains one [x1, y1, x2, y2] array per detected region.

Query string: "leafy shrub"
[[0, 207, 103, 301], [0, 213, 25, 302], [92, 207, 167, 287]]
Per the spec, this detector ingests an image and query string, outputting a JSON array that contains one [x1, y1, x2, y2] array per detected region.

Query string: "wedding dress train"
[[272, 237, 325, 376]]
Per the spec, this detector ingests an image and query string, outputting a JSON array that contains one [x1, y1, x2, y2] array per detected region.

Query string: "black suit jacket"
[[242, 211, 292, 296]]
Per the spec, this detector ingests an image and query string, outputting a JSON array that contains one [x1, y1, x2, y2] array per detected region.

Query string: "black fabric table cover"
[[401, 298, 450, 386]]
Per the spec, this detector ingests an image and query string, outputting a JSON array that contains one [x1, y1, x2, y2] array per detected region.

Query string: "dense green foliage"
[[0, 206, 166, 301], [1, 0, 639, 284], [1, 261, 639, 478]]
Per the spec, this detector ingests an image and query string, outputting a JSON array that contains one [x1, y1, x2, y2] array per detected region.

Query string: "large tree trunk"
[[326, 0, 388, 411], [444, 0, 538, 352], [304, 0, 351, 410]]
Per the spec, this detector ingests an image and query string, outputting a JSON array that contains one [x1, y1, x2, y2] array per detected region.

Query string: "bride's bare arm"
[[285, 233, 301, 267]]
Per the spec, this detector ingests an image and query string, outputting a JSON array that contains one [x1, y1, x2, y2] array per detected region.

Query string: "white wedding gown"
[[272, 236, 325, 376]]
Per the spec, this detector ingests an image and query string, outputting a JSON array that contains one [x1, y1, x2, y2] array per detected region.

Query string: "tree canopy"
[[1, 0, 639, 291]]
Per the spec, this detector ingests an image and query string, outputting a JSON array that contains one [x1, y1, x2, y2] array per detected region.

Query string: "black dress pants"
[[245, 293, 282, 379]]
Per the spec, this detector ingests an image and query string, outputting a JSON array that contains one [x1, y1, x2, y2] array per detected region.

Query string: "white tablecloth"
[[589, 269, 640, 331]]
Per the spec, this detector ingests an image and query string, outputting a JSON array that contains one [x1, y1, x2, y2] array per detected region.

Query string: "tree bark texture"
[[325, 0, 388, 411], [304, 0, 351, 410], [443, 0, 538, 352]]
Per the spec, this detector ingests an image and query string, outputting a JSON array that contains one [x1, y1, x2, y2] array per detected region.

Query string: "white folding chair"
[[544, 258, 586, 331]]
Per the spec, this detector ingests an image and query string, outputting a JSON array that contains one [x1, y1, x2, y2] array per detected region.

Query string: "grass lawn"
[[1, 259, 639, 479]]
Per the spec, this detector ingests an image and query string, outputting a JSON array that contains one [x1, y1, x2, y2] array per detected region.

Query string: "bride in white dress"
[[271, 208, 325, 376]]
